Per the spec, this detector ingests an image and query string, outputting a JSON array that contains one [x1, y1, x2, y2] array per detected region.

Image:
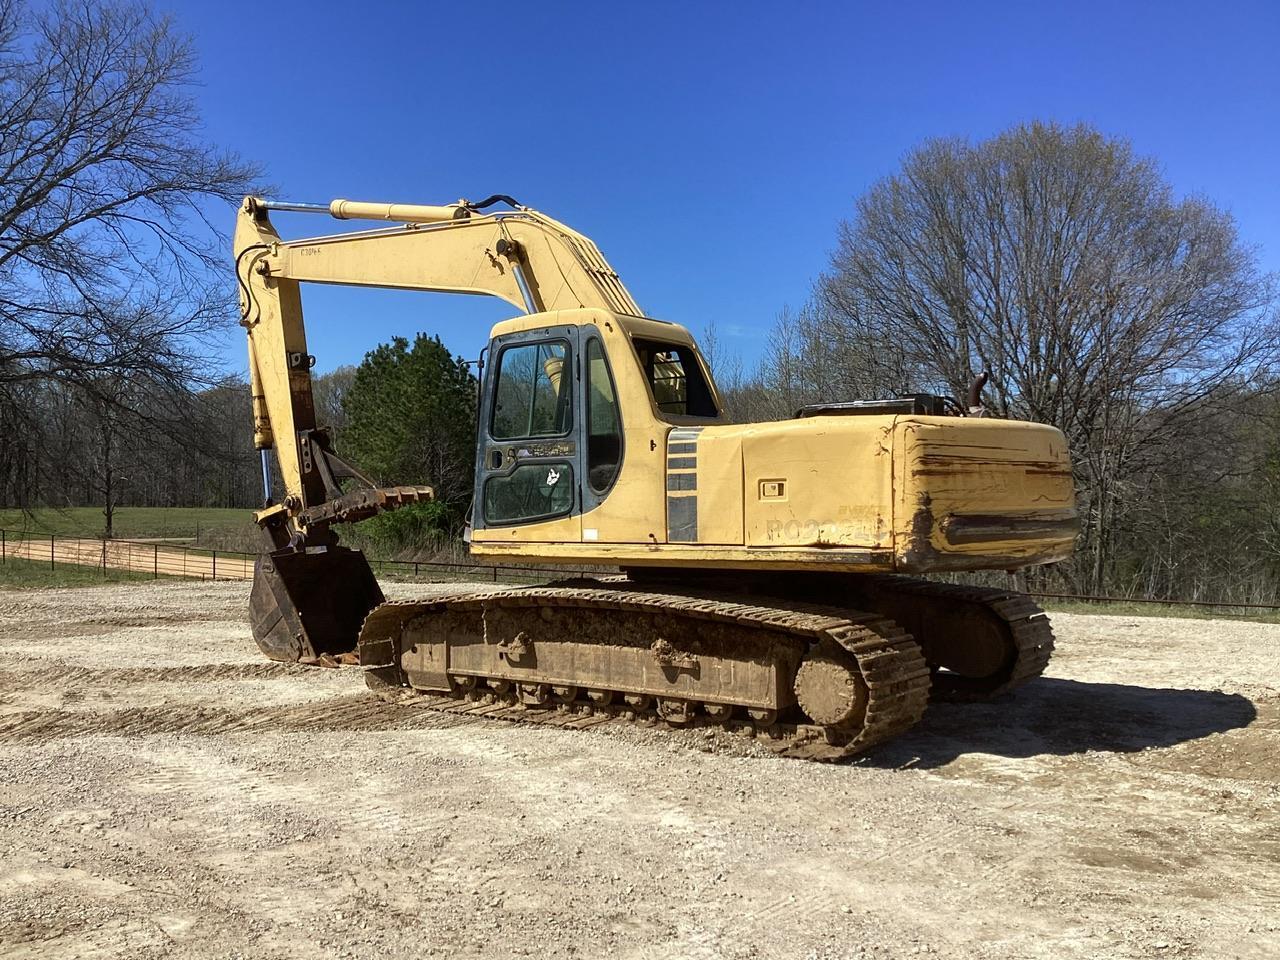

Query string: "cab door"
[[471, 325, 584, 540]]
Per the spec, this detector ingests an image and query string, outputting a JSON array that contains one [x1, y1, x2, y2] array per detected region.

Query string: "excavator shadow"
[[859, 677, 1260, 769]]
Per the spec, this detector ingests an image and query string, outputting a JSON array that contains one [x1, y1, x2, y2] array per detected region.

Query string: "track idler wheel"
[[794, 655, 868, 728], [249, 545, 383, 663]]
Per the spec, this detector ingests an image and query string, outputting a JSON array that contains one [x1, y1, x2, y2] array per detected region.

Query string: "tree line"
[[707, 123, 1280, 604], [0, 0, 256, 531], [0, 337, 475, 549]]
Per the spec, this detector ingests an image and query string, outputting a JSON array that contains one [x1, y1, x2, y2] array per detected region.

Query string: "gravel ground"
[[0, 579, 1276, 960]]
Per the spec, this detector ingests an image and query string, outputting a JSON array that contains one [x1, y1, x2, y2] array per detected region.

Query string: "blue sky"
[[176, 0, 1280, 377]]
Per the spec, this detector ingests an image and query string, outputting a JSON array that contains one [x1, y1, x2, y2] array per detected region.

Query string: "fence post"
[[51, 534, 56, 571], [491, 565, 497, 583], [154, 544, 158, 579], [212, 550, 217, 581], [1, 529, 5, 565]]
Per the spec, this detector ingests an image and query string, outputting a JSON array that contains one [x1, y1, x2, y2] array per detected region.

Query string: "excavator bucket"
[[249, 546, 384, 663]]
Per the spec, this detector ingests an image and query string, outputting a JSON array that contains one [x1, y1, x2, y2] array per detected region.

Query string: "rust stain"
[[915, 455, 1067, 470]]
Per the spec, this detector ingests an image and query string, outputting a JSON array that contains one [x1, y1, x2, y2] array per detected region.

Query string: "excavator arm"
[[233, 194, 640, 661], [235, 195, 639, 526]]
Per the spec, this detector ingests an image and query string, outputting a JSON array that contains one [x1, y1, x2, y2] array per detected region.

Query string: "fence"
[[0, 529, 253, 580], [2, 527, 1278, 614], [0, 528, 594, 585]]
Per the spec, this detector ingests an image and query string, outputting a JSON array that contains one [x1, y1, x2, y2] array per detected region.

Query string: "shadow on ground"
[[861, 678, 1260, 769]]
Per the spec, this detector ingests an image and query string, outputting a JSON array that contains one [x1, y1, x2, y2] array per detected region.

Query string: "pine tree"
[[340, 334, 477, 536]]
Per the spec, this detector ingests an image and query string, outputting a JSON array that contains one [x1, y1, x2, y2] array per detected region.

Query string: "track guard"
[[249, 546, 384, 662]]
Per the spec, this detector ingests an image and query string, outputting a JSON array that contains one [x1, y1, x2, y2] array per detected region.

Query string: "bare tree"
[[76, 374, 129, 536], [699, 320, 766, 422], [820, 121, 1278, 591], [313, 365, 358, 437], [0, 0, 257, 376], [0, 0, 258, 511]]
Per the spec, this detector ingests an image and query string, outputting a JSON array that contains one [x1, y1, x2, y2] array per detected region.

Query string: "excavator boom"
[[235, 194, 648, 661], [235, 195, 639, 519]]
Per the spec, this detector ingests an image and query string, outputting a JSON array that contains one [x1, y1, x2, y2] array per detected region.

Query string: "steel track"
[[850, 576, 1055, 701], [358, 585, 932, 761]]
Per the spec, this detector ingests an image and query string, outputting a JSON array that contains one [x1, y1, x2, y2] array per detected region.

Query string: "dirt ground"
[[0, 581, 1276, 960]]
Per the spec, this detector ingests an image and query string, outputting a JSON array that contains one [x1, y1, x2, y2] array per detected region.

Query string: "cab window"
[[485, 462, 574, 525], [633, 338, 718, 417], [586, 338, 623, 493], [491, 340, 571, 439]]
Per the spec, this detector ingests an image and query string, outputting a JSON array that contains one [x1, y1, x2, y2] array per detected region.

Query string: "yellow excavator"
[[234, 194, 1077, 759]]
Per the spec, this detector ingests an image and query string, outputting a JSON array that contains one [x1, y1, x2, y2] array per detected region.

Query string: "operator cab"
[[470, 309, 721, 541]]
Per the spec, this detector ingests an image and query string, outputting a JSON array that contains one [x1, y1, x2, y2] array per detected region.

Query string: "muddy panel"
[[443, 604, 798, 709]]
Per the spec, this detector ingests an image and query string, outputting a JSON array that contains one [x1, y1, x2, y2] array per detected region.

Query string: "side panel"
[[472, 410, 1078, 574], [742, 418, 895, 550], [576, 319, 668, 544], [665, 428, 744, 545]]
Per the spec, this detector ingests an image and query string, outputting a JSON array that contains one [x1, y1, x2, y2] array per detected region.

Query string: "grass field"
[[0, 507, 256, 548]]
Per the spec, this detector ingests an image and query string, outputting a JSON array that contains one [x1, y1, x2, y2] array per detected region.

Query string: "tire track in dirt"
[[749, 890, 837, 925], [2, 612, 243, 641], [0, 662, 314, 691], [0, 693, 492, 742], [3, 917, 155, 956]]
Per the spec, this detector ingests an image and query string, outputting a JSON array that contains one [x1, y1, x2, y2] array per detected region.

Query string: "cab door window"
[[485, 338, 575, 526], [484, 461, 574, 524], [492, 340, 571, 439]]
